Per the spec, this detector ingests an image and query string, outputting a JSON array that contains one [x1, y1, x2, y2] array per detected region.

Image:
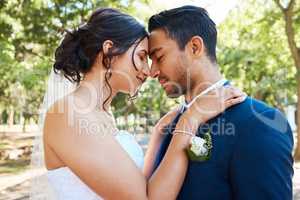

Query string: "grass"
[[0, 159, 30, 174], [0, 141, 10, 149]]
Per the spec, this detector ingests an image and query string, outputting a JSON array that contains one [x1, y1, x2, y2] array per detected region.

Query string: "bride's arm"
[[145, 112, 200, 199], [143, 107, 180, 179]]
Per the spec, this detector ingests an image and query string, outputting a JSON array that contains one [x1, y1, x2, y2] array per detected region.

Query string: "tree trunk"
[[284, 7, 300, 160], [294, 72, 300, 160], [124, 113, 128, 130], [8, 106, 14, 128], [22, 117, 27, 133]]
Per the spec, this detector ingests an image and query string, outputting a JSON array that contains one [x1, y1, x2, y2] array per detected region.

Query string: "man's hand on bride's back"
[[183, 86, 247, 125]]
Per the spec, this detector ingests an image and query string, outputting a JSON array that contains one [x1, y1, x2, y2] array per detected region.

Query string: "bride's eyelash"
[[139, 54, 146, 61], [157, 55, 163, 62]]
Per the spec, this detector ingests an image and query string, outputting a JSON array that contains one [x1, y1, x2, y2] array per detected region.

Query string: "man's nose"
[[150, 63, 160, 78]]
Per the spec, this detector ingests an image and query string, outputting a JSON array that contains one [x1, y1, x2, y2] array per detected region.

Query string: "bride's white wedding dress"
[[46, 130, 144, 200]]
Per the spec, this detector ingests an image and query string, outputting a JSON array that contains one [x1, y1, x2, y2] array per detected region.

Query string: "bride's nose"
[[136, 64, 150, 83], [141, 63, 150, 78], [150, 63, 160, 78]]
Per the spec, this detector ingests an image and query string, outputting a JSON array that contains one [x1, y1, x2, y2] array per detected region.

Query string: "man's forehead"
[[149, 29, 169, 53], [149, 29, 168, 43]]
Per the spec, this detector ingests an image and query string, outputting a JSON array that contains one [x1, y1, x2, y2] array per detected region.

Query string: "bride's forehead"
[[140, 37, 149, 47], [131, 38, 148, 54]]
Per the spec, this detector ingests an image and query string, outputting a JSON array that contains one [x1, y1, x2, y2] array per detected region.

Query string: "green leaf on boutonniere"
[[185, 131, 213, 162]]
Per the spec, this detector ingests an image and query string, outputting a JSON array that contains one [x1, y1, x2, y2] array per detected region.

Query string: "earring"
[[107, 68, 112, 78]]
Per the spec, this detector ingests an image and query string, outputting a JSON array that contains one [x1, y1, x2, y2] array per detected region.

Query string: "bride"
[[37, 8, 245, 200]]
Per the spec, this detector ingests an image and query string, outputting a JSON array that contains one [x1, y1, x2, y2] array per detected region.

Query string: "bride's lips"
[[136, 76, 146, 84]]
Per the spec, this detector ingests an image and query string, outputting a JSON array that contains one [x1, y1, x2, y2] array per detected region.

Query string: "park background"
[[0, 0, 300, 199]]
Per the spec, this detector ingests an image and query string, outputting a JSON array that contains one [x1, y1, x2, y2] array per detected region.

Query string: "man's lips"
[[159, 78, 169, 89], [159, 78, 168, 85]]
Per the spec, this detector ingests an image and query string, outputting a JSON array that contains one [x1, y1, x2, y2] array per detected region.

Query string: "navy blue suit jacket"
[[152, 97, 294, 200]]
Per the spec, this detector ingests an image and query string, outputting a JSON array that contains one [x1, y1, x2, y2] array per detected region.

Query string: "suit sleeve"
[[230, 108, 294, 200]]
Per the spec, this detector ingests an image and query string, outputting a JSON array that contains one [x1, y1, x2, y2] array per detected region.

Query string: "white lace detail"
[[47, 130, 144, 200]]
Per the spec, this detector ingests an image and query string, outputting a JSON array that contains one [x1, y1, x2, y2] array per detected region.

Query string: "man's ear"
[[187, 36, 204, 58], [102, 40, 114, 55]]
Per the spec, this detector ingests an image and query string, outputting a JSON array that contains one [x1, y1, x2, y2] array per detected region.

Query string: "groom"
[[148, 6, 294, 200]]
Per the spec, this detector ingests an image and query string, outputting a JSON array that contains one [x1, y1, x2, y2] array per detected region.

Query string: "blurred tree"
[[218, 0, 299, 159], [273, 0, 300, 160], [112, 79, 178, 132]]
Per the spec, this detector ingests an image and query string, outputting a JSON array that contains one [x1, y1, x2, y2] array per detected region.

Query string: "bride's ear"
[[102, 40, 114, 55], [97, 40, 116, 65]]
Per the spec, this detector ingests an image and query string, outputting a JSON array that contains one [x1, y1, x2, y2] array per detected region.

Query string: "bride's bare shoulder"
[[44, 94, 114, 133], [43, 97, 71, 137], [45, 96, 69, 120], [45, 94, 96, 118]]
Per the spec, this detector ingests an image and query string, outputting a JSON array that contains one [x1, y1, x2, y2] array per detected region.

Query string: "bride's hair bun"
[[53, 28, 90, 82]]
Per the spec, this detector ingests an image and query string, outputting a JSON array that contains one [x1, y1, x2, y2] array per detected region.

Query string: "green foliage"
[[112, 79, 178, 129], [218, 0, 299, 109]]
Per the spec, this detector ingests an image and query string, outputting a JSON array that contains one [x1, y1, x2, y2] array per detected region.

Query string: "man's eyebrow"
[[149, 47, 162, 58]]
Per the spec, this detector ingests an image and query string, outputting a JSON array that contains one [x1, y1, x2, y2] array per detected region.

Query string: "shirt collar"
[[181, 79, 228, 113]]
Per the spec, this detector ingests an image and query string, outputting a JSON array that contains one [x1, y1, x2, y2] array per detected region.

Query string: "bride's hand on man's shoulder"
[[183, 85, 247, 125]]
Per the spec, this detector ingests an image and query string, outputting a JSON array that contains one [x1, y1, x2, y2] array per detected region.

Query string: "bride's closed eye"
[[137, 50, 149, 70], [139, 52, 148, 62]]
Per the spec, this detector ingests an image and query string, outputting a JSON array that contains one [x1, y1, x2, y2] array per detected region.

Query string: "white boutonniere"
[[185, 131, 212, 162]]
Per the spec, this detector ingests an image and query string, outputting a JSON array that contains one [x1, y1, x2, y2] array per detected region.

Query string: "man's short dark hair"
[[148, 6, 217, 63]]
